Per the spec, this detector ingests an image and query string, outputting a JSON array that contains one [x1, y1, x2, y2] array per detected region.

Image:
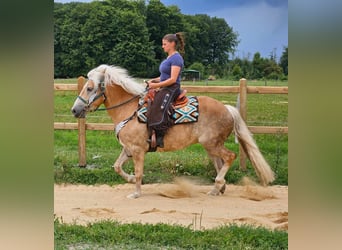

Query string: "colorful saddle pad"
[[137, 96, 199, 124]]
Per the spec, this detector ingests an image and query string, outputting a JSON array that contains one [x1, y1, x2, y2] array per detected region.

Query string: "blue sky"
[[54, 0, 288, 60]]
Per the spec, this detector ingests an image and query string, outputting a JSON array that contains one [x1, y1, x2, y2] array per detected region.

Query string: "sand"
[[54, 177, 288, 231]]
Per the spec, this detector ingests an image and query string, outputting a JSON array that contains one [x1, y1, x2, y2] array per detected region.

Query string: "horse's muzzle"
[[71, 106, 87, 118]]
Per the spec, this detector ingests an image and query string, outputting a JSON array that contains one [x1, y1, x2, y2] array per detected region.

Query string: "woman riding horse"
[[146, 32, 185, 148], [71, 64, 275, 199]]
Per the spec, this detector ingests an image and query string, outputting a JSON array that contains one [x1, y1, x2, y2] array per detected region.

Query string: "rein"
[[77, 81, 141, 111], [96, 95, 140, 111]]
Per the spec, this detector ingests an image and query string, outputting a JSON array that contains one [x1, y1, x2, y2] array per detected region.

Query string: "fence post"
[[77, 76, 87, 167], [239, 78, 247, 170]]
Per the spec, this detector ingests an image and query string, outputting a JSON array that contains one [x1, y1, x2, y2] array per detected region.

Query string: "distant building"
[[182, 69, 200, 81]]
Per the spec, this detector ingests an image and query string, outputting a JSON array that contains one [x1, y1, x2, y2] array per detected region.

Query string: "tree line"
[[54, 0, 287, 80]]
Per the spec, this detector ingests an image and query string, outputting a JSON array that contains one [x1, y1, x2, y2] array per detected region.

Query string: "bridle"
[[77, 81, 106, 107], [76, 79, 143, 137], [77, 81, 140, 111]]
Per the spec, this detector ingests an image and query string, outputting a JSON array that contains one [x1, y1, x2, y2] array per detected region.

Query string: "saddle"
[[143, 88, 189, 109], [143, 88, 189, 151]]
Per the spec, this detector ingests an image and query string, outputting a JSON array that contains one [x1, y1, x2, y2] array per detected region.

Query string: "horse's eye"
[[87, 87, 93, 92]]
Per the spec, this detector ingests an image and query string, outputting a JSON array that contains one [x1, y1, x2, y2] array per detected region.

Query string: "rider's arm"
[[149, 77, 160, 83], [148, 66, 180, 89]]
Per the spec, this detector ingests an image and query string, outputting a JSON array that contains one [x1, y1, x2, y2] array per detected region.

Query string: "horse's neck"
[[104, 84, 139, 125]]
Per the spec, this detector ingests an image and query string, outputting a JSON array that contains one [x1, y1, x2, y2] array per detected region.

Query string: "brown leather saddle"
[[143, 88, 189, 150], [143, 88, 189, 109]]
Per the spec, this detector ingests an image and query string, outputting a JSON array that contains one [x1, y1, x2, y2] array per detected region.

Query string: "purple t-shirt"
[[159, 52, 184, 85]]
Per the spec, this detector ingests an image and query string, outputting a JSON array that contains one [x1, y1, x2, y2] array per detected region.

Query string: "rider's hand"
[[148, 82, 160, 89]]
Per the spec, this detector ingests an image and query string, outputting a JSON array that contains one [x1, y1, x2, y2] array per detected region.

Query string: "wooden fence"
[[54, 77, 288, 168]]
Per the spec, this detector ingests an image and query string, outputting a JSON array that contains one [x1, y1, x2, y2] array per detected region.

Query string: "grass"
[[54, 130, 287, 185], [54, 218, 288, 250], [54, 78, 288, 125]]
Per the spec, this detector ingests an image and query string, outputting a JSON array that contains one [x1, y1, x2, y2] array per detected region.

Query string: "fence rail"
[[53, 122, 288, 134], [54, 83, 288, 94], [54, 77, 288, 168]]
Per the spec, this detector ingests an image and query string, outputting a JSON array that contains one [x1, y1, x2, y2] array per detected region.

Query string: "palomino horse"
[[71, 64, 275, 199]]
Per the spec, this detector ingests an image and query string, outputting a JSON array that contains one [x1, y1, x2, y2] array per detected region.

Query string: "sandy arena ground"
[[54, 177, 288, 231]]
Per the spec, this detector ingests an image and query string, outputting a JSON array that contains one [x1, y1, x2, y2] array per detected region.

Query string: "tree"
[[250, 52, 284, 80], [263, 61, 283, 80], [279, 46, 288, 76], [207, 17, 238, 77], [54, 2, 92, 77], [182, 14, 211, 67], [208, 17, 237, 65], [231, 64, 243, 80], [54, 1, 156, 78], [146, 0, 171, 64], [251, 52, 264, 79], [145, 5, 238, 77], [107, 9, 156, 76], [188, 62, 205, 79], [54, 0, 239, 78]]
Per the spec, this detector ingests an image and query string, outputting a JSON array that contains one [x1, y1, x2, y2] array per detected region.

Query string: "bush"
[[187, 62, 206, 80], [232, 64, 243, 80], [266, 72, 283, 80]]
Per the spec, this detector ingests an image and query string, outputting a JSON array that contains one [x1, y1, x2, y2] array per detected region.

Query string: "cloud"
[[53, 0, 288, 58], [205, 1, 288, 58], [161, 0, 288, 57], [162, 0, 287, 13]]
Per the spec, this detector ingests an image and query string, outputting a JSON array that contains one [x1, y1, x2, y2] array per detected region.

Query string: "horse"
[[71, 64, 275, 199]]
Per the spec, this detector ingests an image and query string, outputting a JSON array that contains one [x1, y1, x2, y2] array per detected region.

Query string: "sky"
[[54, 0, 288, 60]]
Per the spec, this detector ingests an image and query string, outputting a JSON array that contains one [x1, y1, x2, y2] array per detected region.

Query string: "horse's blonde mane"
[[93, 64, 145, 96]]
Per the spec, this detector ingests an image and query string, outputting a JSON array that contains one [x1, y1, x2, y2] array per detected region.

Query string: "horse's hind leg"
[[205, 145, 236, 195], [209, 155, 226, 194], [113, 148, 136, 183], [208, 155, 224, 174]]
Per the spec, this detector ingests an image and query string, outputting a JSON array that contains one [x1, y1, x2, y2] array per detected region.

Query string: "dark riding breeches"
[[147, 84, 180, 134]]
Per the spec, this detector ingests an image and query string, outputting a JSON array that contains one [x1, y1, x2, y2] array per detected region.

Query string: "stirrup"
[[157, 135, 164, 148], [147, 130, 157, 149]]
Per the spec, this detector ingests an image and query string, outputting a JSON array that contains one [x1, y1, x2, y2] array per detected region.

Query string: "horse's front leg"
[[113, 148, 136, 183], [127, 151, 145, 199]]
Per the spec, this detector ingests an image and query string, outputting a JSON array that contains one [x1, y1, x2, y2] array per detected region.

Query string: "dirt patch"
[[54, 180, 288, 230], [239, 177, 277, 201], [157, 177, 198, 198]]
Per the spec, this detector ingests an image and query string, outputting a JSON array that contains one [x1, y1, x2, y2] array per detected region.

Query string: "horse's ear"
[[95, 64, 111, 84], [96, 64, 110, 74]]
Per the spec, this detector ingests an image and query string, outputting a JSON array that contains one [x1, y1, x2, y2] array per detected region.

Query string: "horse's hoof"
[[127, 192, 140, 199], [219, 184, 226, 194], [207, 189, 220, 196]]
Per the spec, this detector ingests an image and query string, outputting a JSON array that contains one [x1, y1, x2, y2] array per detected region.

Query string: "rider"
[[147, 32, 185, 148]]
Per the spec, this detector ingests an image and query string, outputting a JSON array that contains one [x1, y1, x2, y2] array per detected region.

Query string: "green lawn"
[[55, 219, 288, 250]]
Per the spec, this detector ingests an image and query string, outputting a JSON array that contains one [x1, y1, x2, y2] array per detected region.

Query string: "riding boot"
[[156, 130, 165, 148]]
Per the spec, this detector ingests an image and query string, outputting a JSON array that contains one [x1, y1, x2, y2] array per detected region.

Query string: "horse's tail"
[[225, 105, 275, 185]]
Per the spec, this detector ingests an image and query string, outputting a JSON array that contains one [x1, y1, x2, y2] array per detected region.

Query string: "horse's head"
[[71, 65, 109, 118]]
